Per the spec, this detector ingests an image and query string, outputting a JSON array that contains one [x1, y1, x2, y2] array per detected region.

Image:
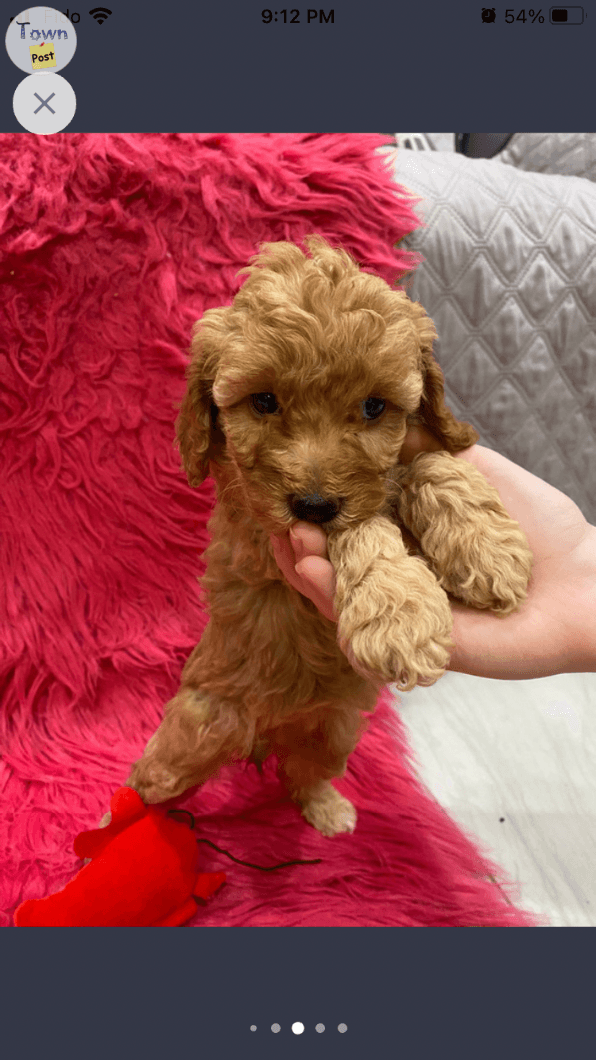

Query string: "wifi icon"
[[89, 7, 112, 24]]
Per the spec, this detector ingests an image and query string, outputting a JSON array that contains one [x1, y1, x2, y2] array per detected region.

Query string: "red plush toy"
[[14, 786, 226, 926]]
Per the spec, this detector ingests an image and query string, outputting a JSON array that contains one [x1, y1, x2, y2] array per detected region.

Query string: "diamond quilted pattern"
[[481, 297, 538, 368], [453, 253, 511, 326], [513, 335, 560, 399], [499, 133, 596, 182], [474, 377, 529, 437], [486, 216, 537, 284], [386, 148, 596, 523], [448, 339, 501, 404], [517, 253, 569, 321]]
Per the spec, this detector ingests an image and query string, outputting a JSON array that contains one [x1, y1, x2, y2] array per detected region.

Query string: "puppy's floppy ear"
[[175, 308, 228, 487], [412, 302, 479, 452]]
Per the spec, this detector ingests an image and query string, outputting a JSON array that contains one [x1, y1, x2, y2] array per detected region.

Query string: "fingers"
[[270, 523, 337, 622], [269, 533, 300, 588], [289, 522, 329, 559], [294, 555, 337, 622], [399, 424, 444, 465]]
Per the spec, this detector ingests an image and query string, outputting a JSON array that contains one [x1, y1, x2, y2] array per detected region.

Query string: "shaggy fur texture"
[[126, 237, 533, 837]]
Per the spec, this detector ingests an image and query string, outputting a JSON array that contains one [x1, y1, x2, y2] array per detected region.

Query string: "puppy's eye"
[[251, 393, 279, 415], [361, 397, 386, 421]]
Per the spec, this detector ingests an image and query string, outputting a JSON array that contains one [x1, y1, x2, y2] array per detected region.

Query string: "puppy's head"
[[176, 236, 478, 533]]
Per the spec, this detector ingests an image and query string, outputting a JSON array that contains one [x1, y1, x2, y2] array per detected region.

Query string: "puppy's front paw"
[[436, 527, 532, 615], [338, 567, 453, 690], [398, 451, 532, 616], [329, 516, 453, 691], [300, 785, 357, 837]]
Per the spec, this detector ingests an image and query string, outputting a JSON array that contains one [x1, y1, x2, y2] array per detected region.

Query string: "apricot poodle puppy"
[[125, 236, 532, 837]]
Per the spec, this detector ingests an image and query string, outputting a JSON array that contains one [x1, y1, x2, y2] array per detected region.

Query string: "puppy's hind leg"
[[273, 707, 364, 837], [126, 687, 254, 805], [288, 775, 357, 838]]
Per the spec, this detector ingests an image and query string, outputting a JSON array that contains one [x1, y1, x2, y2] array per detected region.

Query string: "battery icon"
[[549, 6, 585, 22]]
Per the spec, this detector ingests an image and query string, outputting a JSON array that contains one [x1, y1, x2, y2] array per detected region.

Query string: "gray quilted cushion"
[[385, 148, 596, 524], [498, 133, 596, 181]]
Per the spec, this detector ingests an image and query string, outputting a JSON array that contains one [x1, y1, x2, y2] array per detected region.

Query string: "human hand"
[[270, 522, 338, 624], [270, 426, 596, 680], [448, 442, 596, 679]]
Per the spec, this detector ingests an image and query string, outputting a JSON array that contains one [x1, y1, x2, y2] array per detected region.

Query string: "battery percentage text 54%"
[[505, 8, 545, 19]]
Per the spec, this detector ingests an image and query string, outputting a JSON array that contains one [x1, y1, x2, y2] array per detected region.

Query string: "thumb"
[[294, 555, 337, 620]]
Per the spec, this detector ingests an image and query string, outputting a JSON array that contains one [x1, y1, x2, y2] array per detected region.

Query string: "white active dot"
[[292, 1022, 304, 1035]]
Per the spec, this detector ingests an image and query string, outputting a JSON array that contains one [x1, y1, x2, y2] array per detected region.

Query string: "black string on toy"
[[167, 808, 322, 872]]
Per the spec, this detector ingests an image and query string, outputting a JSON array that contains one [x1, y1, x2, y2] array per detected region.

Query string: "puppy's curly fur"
[[126, 237, 532, 837]]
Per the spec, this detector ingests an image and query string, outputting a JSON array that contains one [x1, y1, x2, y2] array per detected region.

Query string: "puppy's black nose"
[[288, 493, 343, 525]]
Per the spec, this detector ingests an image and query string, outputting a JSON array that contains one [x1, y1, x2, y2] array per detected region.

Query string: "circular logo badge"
[[6, 6, 77, 74]]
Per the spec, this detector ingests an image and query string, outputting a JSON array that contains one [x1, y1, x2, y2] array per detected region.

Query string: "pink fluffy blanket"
[[0, 132, 542, 926]]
